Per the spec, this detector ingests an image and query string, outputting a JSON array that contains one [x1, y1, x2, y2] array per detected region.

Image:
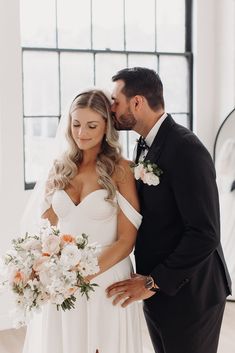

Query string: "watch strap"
[[145, 276, 159, 292]]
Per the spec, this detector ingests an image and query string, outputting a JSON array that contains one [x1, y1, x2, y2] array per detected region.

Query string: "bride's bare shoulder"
[[113, 158, 139, 210], [113, 158, 134, 182]]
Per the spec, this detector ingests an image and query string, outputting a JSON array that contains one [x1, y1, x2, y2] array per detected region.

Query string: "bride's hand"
[[106, 273, 157, 307]]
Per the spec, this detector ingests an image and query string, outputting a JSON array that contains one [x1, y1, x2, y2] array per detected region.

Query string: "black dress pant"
[[143, 300, 226, 353]]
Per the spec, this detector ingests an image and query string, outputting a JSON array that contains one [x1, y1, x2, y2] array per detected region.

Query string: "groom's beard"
[[113, 111, 137, 131]]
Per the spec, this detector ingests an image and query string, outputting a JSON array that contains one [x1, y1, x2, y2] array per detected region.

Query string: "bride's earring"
[[104, 133, 109, 144]]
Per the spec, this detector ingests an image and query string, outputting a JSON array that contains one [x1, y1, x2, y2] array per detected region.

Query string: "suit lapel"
[[144, 115, 175, 163], [135, 179, 142, 192], [135, 115, 175, 192]]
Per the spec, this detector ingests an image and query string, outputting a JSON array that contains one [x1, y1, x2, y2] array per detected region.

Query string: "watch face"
[[145, 277, 154, 289]]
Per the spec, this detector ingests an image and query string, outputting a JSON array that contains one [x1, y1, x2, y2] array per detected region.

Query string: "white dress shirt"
[[138, 112, 168, 161]]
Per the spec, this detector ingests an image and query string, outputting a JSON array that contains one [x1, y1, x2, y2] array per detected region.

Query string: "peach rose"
[[65, 287, 77, 296], [21, 238, 41, 251], [12, 271, 27, 285], [60, 234, 76, 246]]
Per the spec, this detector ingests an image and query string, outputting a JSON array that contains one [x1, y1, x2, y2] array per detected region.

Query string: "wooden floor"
[[0, 301, 234, 353]]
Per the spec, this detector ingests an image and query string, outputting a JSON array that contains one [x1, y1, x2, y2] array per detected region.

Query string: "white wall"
[[0, 0, 235, 330], [193, 0, 216, 152], [193, 0, 235, 154], [0, 0, 29, 330], [214, 0, 235, 125]]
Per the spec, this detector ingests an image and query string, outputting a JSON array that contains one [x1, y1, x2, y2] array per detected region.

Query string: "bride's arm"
[[42, 206, 58, 226], [41, 174, 58, 226], [88, 159, 140, 280]]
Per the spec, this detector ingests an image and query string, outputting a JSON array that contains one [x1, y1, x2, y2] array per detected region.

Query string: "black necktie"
[[136, 136, 149, 162]]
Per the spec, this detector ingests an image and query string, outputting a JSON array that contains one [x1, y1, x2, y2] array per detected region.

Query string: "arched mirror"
[[213, 108, 235, 301], [213, 108, 235, 161]]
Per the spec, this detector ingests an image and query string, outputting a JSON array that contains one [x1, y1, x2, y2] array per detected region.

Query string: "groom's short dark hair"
[[112, 67, 165, 111]]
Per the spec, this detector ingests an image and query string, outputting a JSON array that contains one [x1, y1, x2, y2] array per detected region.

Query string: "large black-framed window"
[[20, 0, 193, 189]]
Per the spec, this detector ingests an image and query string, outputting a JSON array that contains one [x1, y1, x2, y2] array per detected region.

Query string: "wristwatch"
[[144, 276, 159, 292]]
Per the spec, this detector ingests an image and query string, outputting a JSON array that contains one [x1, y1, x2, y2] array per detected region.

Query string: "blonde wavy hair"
[[46, 89, 122, 201]]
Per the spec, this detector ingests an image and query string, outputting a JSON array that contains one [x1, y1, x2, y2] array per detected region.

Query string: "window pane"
[[171, 114, 189, 128], [20, 0, 191, 188], [60, 53, 94, 112], [57, 0, 91, 49], [119, 132, 128, 158], [118, 131, 139, 160], [125, 0, 155, 51], [128, 54, 158, 71], [23, 51, 59, 116], [20, 0, 56, 47], [156, 0, 185, 52], [95, 54, 127, 91], [127, 131, 139, 160], [159, 55, 188, 113], [92, 0, 124, 50], [117, 131, 139, 160], [24, 117, 59, 183]]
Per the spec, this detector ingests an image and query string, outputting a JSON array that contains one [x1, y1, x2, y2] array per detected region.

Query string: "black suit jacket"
[[135, 115, 231, 316]]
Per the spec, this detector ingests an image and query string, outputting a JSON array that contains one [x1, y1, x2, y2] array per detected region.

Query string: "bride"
[[22, 89, 143, 353]]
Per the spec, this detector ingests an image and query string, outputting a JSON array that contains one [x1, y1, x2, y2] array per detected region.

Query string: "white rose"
[[63, 270, 77, 283], [78, 252, 99, 276], [60, 244, 82, 268], [42, 234, 60, 255], [23, 287, 35, 303], [39, 267, 52, 287], [50, 293, 65, 305], [33, 256, 50, 272], [143, 172, 160, 186], [36, 259, 56, 287], [47, 277, 65, 294], [134, 164, 145, 180], [36, 292, 49, 306], [27, 278, 40, 290], [147, 164, 153, 172], [22, 238, 41, 251]]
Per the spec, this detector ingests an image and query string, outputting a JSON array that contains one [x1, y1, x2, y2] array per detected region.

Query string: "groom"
[[107, 67, 231, 353]]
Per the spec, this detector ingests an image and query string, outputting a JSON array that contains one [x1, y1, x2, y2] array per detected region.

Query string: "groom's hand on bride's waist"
[[106, 273, 159, 307]]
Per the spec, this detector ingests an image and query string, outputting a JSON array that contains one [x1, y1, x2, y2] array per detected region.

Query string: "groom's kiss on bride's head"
[[107, 67, 231, 353]]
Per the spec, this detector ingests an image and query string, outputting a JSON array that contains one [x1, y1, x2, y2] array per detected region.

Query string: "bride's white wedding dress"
[[23, 189, 143, 353]]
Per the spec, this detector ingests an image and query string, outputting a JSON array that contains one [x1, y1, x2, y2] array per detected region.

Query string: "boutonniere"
[[133, 160, 163, 186]]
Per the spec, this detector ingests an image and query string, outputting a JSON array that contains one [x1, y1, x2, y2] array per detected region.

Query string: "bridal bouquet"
[[0, 219, 100, 328]]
